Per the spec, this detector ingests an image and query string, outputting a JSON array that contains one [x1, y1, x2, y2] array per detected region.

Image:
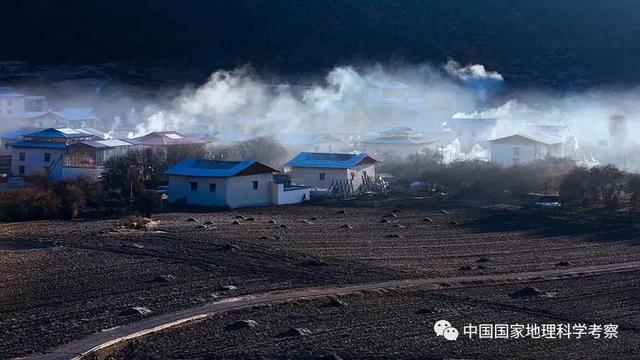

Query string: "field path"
[[28, 260, 640, 360]]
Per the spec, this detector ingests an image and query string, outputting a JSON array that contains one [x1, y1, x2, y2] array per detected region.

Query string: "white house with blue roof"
[[10, 128, 97, 178], [285, 152, 379, 191], [165, 158, 309, 208]]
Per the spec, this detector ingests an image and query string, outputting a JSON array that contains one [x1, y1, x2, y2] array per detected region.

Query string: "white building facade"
[[489, 134, 564, 166], [285, 152, 379, 190], [9, 128, 97, 178], [165, 158, 310, 209], [0, 87, 48, 121], [360, 127, 435, 160]]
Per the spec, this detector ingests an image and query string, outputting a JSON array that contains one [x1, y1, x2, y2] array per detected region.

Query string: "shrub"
[[0, 187, 60, 221]]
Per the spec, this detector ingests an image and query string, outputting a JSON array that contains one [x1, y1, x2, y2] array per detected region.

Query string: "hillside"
[[2, 0, 640, 87]]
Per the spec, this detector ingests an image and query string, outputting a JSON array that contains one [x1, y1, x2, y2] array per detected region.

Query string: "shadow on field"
[[460, 211, 623, 240]]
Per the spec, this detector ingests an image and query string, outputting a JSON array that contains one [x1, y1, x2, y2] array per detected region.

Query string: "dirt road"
[[27, 260, 640, 360]]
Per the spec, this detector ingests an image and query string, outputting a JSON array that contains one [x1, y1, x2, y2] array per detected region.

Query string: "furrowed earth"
[[1, 199, 640, 359]]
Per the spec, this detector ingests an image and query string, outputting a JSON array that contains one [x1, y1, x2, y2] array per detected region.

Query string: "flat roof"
[[72, 139, 133, 148]]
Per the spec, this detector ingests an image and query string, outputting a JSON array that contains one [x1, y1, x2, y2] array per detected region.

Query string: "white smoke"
[[129, 63, 478, 138], [444, 60, 504, 81], [113, 60, 640, 170]]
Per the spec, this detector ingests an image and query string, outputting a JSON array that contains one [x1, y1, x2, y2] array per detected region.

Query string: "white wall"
[[270, 182, 310, 205], [168, 173, 274, 209], [168, 175, 230, 207], [490, 143, 543, 166], [347, 163, 377, 190], [0, 97, 25, 120], [289, 167, 347, 190], [226, 173, 273, 208], [34, 115, 68, 128], [289, 163, 377, 191], [11, 147, 65, 178]]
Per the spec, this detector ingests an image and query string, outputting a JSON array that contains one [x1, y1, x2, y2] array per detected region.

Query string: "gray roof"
[[129, 132, 208, 146], [361, 137, 434, 145], [72, 139, 133, 148], [488, 134, 564, 145]]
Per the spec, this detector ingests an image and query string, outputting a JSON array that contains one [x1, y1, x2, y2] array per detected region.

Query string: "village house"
[[9, 128, 98, 178], [128, 131, 209, 148], [360, 127, 435, 160], [285, 152, 379, 190], [364, 81, 423, 109], [275, 133, 346, 153], [0, 87, 48, 121], [27, 108, 99, 129], [61, 139, 133, 179], [488, 134, 564, 166], [165, 158, 309, 208]]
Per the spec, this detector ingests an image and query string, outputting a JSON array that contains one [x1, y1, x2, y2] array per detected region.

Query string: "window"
[[44, 153, 51, 162], [252, 181, 259, 190], [18, 165, 25, 175], [319, 172, 326, 181], [513, 147, 521, 157], [209, 183, 217, 192], [7, 100, 11, 106], [19, 152, 25, 161], [7, 109, 11, 114], [190, 181, 198, 191]]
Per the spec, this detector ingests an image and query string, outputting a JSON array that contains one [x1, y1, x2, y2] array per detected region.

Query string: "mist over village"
[[2, 2, 640, 360]]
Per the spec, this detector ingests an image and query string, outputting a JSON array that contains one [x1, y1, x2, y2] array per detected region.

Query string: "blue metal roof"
[[9, 140, 68, 149], [0, 127, 41, 140], [26, 128, 92, 138], [165, 158, 274, 178], [285, 152, 377, 169]]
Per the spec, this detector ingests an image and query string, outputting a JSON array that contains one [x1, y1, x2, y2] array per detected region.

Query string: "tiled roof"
[[129, 132, 208, 146]]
